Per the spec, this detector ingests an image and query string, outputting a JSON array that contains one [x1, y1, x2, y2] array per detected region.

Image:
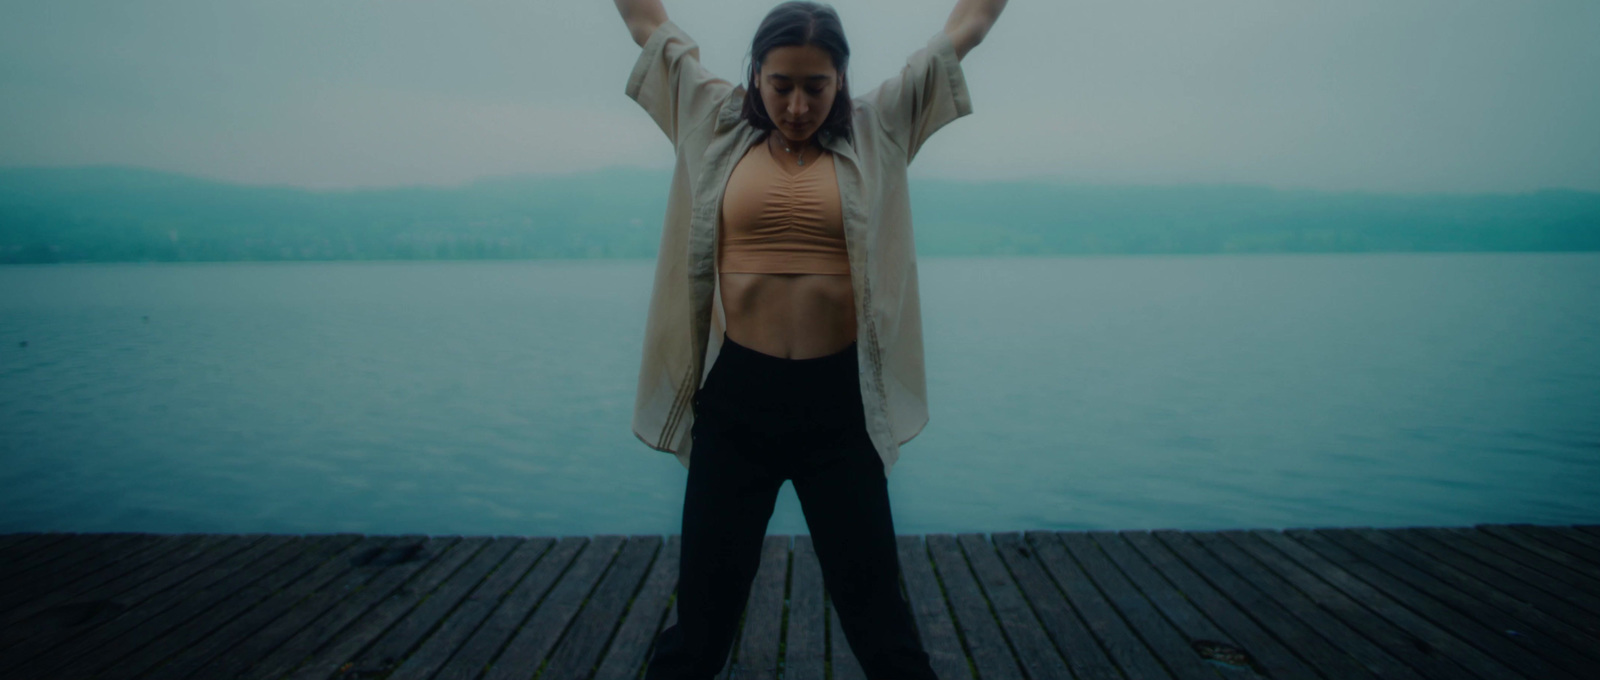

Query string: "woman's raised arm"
[[614, 0, 670, 48], [943, 0, 1008, 60]]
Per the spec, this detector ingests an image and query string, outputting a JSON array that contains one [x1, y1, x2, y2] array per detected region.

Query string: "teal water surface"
[[2, 252, 1597, 536]]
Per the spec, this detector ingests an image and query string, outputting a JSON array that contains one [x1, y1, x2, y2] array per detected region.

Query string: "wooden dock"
[[1, 525, 1598, 680]]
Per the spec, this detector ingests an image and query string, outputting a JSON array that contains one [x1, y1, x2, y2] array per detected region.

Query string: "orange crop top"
[[718, 138, 849, 275]]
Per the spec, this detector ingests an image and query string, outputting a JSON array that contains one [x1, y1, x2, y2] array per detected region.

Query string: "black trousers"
[[644, 333, 937, 680]]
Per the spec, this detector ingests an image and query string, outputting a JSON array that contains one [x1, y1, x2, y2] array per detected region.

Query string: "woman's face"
[[756, 44, 841, 144]]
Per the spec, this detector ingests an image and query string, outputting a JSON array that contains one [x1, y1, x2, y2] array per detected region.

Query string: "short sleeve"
[[625, 20, 736, 148], [861, 29, 973, 162]]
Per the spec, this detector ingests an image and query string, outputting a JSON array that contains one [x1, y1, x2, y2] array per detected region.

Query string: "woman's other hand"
[[614, 0, 670, 48]]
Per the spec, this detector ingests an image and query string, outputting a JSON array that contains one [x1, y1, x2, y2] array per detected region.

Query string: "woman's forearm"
[[614, 0, 669, 47], [944, 0, 1008, 60]]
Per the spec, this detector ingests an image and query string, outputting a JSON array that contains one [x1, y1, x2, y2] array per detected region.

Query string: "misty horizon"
[[2, 0, 1597, 194]]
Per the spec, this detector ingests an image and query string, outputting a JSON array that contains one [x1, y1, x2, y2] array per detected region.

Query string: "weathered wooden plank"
[[387, 536, 558, 680], [1089, 531, 1271, 679], [33, 534, 348, 680], [110, 534, 379, 680], [1474, 526, 1600, 587], [1509, 526, 1600, 567], [0, 532, 91, 584], [0, 533, 42, 554], [1221, 530, 1479, 680], [593, 534, 680, 680], [1260, 531, 1548, 678], [277, 536, 495, 680], [1, 532, 60, 553], [468, 536, 617, 680], [1120, 530, 1332, 680], [957, 533, 1073, 680], [482, 535, 628, 680], [427, 536, 576, 680], [722, 535, 786, 680], [186, 535, 437, 680], [1030, 531, 1174, 680], [0, 534, 277, 676], [1175, 531, 1426, 680], [1403, 528, 1600, 620], [5, 527, 1598, 680], [12, 532, 137, 572], [0, 532, 77, 581], [3, 533, 189, 615], [993, 532, 1123, 680], [1334, 528, 1600, 671], [239, 535, 463, 680], [1059, 531, 1230, 680], [828, 592, 867, 680], [1296, 528, 1590, 680], [0, 533, 150, 609], [1362, 529, 1600, 640], [534, 536, 663, 680], [1555, 524, 1600, 547], [1434, 527, 1600, 603], [929, 533, 1024, 680], [0, 532, 207, 636], [327, 536, 522, 679], [785, 535, 826, 680], [898, 534, 973, 680], [0, 534, 49, 574], [1574, 525, 1600, 540], [1543, 525, 1600, 554]]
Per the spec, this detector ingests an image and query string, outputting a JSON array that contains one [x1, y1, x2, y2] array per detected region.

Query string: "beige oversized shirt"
[[625, 20, 972, 477]]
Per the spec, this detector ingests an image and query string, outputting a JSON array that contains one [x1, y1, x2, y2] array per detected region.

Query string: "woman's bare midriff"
[[720, 272, 857, 360]]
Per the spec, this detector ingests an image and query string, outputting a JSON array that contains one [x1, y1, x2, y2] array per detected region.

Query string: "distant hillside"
[[1, 165, 1596, 264], [912, 180, 1600, 256]]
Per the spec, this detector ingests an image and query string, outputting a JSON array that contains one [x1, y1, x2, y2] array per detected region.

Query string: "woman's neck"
[[768, 131, 816, 160]]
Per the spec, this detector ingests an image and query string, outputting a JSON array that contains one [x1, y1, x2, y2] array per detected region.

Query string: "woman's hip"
[[694, 332, 865, 438]]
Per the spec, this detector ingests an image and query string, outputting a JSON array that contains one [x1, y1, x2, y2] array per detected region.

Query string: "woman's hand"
[[614, 0, 669, 48]]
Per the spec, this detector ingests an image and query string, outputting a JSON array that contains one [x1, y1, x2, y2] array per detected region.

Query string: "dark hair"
[[740, 1, 853, 142]]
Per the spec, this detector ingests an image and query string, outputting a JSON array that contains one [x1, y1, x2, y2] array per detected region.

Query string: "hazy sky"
[[2, 0, 1596, 194]]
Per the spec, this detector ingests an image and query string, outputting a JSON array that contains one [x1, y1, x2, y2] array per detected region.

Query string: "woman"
[[613, 1, 1007, 678]]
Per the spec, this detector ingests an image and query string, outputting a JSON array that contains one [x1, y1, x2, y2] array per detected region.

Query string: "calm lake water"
[[2, 252, 1597, 537]]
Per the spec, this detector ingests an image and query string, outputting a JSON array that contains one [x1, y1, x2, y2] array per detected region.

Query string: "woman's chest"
[[720, 141, 842, 230]]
